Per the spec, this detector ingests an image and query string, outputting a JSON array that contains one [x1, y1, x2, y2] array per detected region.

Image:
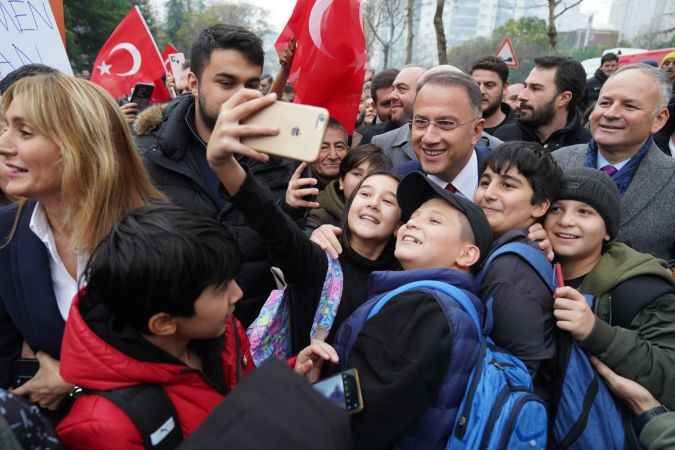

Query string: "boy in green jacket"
[[545, 167, 675, 409]]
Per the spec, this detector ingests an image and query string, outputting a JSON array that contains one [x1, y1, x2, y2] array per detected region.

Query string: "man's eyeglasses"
[[411, 116, 479, 132]]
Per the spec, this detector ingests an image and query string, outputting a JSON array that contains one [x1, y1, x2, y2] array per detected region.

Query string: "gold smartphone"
[[242, 102, 330, 162]]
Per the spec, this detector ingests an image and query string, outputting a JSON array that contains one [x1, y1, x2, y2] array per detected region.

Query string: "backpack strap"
[[366, 280, 482, 339], [477, 242, 557, 292], [310, 255, 344, 341], [88, 385, 182, 450]]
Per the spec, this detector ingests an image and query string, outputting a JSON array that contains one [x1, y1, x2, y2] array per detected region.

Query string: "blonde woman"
[[0, 73, 163, 412]]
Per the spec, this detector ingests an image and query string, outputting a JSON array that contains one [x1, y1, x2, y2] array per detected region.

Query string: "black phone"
[[11, 358, 39, 389], [129, 82, 155, 110], [312, 368, 364, 414]]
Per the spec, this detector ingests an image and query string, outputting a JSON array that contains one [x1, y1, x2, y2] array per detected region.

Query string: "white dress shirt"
[[29, 204, 87, 320], [427, 150, 479, 200], [597, 151, 630, 172]]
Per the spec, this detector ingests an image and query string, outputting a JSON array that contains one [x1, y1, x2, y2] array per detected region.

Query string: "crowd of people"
[[1, 22, 675, 450]]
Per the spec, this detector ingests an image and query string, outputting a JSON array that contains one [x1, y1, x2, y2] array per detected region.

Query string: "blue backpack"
[[333, 278, 548, 450], [477, 242, 642, 450]]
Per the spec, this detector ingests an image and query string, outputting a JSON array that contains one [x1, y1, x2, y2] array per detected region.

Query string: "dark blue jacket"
[[0, 202, 64, 387], [334, 268, 483, 450]]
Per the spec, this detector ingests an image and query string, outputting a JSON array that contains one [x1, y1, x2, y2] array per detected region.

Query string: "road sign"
[[496, 37, 519, 69]]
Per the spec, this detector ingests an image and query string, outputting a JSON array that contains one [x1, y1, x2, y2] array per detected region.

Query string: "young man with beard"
[[135, 25, 295, 328], [353, 68, 400, 145], [494, 56, 591, 152], [470, 56, 516, 134]]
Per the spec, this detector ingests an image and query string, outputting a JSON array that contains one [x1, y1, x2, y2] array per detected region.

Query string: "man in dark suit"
[[553, 63, 675, 262], [401, 71, 489, 200]]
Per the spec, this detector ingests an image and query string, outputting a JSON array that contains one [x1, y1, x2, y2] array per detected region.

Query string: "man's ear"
[[531, 199, 551, 220], [556, 91, 573, 111], [147, 313, 177, 337], [651, 107, 669, 134], [471, 118, 486, 147], [455, 243, 481, 270], [187, 72, 199, 96]]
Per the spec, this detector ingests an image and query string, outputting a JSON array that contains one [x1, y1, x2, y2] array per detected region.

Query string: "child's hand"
[[554, 286, 596, 342], [294, 340, 339, 383], [527, 223, 554, 261]]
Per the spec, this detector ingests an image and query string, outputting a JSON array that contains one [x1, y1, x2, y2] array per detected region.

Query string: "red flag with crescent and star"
[[276, 0, 366, 134], [91, 6, 170, 103]]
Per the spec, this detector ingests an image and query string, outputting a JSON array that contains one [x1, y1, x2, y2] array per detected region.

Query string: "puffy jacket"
[[56, 292, 254, 450], [134, 94, 296, 327], [578, 243, 675, 409]]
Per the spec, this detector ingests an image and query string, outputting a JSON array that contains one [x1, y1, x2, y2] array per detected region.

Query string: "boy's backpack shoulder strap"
[[478, 242, 556, 292], [367, 280, 482, 337], [609, 274, 674, 328], [88, 384, 183, 450]]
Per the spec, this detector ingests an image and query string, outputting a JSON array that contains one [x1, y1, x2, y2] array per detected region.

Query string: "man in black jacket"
[[583, 52, 618, 110], [470, 56, 516, 134], [135, 25, 295, 327], [495, 56, 591, 152]]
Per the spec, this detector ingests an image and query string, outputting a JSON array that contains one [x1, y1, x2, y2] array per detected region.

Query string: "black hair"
[[340, 171, 400, 251], [370, 68, 399, 103], [327, 117, 347, 134], [190, 24, 264, 80], [481, 141, 562, 206], [81, 202, 241, 334], [534, 56, 586, 112], [0, 64, 58, 94], [601, 53, 619, 65], [470, 56, 509, 84], [339, 144, 393, 179]]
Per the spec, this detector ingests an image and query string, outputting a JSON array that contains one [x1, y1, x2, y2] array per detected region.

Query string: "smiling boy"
[[474, 141, 562, 403]]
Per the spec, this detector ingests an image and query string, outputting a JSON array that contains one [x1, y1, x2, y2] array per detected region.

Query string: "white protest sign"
[[167, 52, 186, 82], [0, 0, 73, 79]]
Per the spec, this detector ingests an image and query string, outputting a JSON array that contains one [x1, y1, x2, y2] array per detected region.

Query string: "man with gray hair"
[[553, 63, 675, 260]]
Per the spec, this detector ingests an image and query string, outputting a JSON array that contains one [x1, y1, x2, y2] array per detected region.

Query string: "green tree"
[[447, 17, 554, 82], [165, 0, 187, 47], [64, 0, 131, 74], [174, 2, 273, 53]]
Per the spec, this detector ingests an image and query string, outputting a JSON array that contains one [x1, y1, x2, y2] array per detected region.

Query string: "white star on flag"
[[97, 61, 112, 76]]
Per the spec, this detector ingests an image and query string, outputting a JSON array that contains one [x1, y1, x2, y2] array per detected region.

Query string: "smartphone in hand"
[[242, 102, 329, 162], [312, 368, 364, 414], [129, 82, 155, 111]]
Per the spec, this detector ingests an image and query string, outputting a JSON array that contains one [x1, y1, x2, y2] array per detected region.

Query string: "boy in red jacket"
[[56, 202, 336, 450]]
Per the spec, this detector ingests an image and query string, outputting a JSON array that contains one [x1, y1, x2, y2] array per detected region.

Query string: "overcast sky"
[[151, 0, 614, 30]]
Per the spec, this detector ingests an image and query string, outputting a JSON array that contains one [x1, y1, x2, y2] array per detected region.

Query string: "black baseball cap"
[[397, 172, 493, 263]]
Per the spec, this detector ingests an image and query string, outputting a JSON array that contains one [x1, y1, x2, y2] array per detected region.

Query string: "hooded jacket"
[[56, 293, 254, 450], [134, 94, 296, 327], [578, 243, 675, 409], [305, 179, 345, 231], [493, 108, 591, 152], [583, 68, 609, 109]]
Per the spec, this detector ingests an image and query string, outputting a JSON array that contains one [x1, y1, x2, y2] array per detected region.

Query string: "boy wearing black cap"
[[331, 171, 493, 450], [545, 167, 675, 410]]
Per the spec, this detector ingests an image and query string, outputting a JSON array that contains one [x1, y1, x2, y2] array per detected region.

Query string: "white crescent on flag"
[[109, 42, 142, 76], [309, 0, 335, 59]]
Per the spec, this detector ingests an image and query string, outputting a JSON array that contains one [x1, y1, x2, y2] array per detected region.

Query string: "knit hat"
[[557, 168, 620, 240], [661, 51, 675, 66]]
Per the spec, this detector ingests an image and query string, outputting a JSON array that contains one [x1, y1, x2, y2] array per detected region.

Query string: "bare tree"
[[364, 0, 407, 68], [546, 0, 585, 48], [405, 0, 416, 64], [434, 0, 448, 64]]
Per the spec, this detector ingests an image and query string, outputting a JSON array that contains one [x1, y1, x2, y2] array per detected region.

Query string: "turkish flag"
[[276, 0, 366, 134], [91, 7, 170, 103], [162, 43, 179, 72]]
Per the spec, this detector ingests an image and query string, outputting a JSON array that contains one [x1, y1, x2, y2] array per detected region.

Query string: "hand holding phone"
[[313, 369, 364, 414], [129, 82, 154, 111]]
